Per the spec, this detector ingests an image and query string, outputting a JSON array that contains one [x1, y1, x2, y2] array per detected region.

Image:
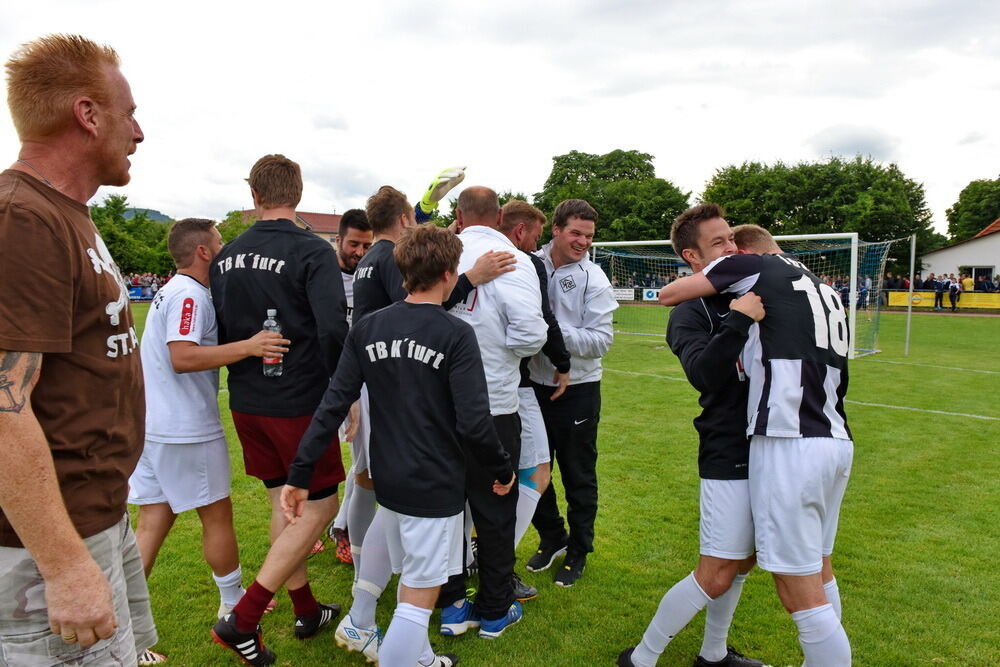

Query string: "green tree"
[[90, 194, 172, 274], [945, 176, 1000, 242], [218, 209, 253, 242], [533, 149, 689, 242], [702, 156, 946, 272]]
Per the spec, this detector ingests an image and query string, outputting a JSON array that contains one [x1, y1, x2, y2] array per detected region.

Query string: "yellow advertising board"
[[888, 291, 1000, 309]]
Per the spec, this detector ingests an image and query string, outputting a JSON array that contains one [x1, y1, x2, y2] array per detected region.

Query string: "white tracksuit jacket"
[[450, 225, 547, 415], [528, 241, 617, 386]]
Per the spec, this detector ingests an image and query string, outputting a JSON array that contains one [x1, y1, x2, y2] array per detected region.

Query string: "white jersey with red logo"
[[141, 273, 225, 443]]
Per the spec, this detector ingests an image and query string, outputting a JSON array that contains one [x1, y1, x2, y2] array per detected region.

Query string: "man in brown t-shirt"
[[0, 34, 155, 664]]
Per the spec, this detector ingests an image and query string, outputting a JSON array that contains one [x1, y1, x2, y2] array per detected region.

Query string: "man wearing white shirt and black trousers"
[[439, 186, 548, 639], [526, 199, 618, 588]]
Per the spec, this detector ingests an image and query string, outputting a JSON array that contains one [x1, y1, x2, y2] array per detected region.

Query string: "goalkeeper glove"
[[418, 166, 466, 215]]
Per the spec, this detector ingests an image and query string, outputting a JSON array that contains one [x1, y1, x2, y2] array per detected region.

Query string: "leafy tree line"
[[93, 151, 993, 274]]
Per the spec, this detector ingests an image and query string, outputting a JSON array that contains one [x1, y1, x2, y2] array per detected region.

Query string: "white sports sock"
[[823, 578, 842, 620], [631, 572, 711, 667], [514, 483, 542, 548], [380, 603, 431, 667], [349, 511, 392, 629], [792, 603, 851, 667], [699, 573, 747, 662], [212, 567, 244, 609], [347, 485, 377, 583], [333, 473, 355, 531]]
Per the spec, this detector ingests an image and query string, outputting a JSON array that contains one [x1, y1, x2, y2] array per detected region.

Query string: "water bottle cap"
[[266, 309, 277, 316]]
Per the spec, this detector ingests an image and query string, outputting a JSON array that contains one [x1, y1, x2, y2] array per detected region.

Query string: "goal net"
[[592, 234, 896, 358]]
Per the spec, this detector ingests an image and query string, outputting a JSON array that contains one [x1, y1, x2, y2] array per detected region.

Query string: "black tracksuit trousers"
[[530, 381, 601, 557], [437, 412, 520, 620]]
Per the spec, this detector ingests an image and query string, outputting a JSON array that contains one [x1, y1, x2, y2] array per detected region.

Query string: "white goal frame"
[[592, 233, 862, 359]]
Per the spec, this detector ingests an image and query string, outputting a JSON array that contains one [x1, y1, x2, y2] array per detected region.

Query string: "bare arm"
[[168, 330, 289, 373], [0, 350, 116, 647], [658, 273, 717, 306]]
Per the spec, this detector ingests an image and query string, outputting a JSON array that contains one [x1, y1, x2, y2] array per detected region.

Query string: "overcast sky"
[[2, 0, 998, 234]]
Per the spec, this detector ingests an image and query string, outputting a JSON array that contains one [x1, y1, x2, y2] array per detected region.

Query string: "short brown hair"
[[5, 34, 120, 140], [394, 224, 462, 293], [247, 154, 302, 209], [366, 185, 411, 234], [552, 199, 598, 229], [499, 200, 546, 235], [671, 203, 726, 264], [733, 224, 781, 254], [456, 187, 500, 221], [168, 218, 216, 268]]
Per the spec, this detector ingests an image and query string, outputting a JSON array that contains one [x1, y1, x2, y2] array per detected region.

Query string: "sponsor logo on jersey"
[[179, 298, 196, 334], [559, 275, 577, 293]]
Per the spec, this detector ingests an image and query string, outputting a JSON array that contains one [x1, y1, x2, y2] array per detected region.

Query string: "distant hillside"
[[124, 208, 171, 223]]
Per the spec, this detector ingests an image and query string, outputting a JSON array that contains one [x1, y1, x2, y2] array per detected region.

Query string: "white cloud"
[[2, 0, 999, 232]]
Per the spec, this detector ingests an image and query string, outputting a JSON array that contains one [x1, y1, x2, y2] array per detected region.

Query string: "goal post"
[[591, 233, 896, 358]]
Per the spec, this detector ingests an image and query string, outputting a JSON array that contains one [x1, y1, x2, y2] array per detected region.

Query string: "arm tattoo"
[[0, 351, 41, 414]]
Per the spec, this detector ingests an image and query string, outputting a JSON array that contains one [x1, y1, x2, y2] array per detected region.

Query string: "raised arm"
[[0, 350, 117, 647], [658, 273, 717, 306]]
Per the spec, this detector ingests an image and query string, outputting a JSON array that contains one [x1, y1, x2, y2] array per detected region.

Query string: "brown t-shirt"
[[0, 170, 144, 548]]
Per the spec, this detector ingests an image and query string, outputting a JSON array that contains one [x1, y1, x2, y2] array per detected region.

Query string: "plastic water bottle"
[[262, 309, 282, 377]]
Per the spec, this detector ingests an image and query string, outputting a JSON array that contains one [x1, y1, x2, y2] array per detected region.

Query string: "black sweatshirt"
[[288, 301, 513, 518], [352, 238, 475, 326], [210, 218, 348, 417], [666, 295, 754, 480], [520, 252, 570, 387]]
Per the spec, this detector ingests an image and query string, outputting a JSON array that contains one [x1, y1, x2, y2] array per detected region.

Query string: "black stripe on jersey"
[[755, 357, 773, 434], [799, 360, 832, 437]]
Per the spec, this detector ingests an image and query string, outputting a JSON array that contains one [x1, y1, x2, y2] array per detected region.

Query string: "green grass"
[[129, 304, 999, 666]]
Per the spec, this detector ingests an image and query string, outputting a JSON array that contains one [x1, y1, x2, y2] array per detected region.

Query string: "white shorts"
[[699, 478, 755, 560], [382, 508, 463, 588], [516, 387, 550, 469], [349, 384, 372, 477], [749, 435, 853, 575], [128, 437, 232, 514]]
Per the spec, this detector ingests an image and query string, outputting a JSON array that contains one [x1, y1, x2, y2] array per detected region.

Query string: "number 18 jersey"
[[702, 253, 851, 441]]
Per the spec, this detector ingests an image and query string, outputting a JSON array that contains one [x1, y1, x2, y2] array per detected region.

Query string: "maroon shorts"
[[231, 411, 345, 494]]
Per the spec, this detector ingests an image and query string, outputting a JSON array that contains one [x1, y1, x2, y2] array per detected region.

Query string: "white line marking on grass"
[[606, 368, 998, 421], [844, 400, 998, 421], [604, 368, 689, 382], [859, 359, 1000, 375]]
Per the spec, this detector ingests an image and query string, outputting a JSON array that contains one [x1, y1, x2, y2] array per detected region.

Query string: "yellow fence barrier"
[[888, 291, 1000, 309]]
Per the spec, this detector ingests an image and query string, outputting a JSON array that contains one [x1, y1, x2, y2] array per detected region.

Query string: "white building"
[[922, 219, 1000, 282]]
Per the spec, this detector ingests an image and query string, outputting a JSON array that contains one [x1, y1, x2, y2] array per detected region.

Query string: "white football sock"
[[699, 573, 747, 662], [631, 572, 711, 667], [380, 603, 431, 667], [212, 566, 244, 609], [347, 485, 377, 581], [349, 511, 392, 629], [332, 473, 354, 531], [823, 577, 842, 620], [792, 603, 851, 667], [514, 483, 542, 548]]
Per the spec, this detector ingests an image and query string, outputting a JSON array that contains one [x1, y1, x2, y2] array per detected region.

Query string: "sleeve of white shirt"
[[560, 272, 617, 359], [163, 288, 209, 345], [501, 260, 548, 358]]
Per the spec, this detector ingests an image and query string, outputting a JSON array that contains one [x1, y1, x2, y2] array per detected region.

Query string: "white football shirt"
[[141, 274, 225, 443]]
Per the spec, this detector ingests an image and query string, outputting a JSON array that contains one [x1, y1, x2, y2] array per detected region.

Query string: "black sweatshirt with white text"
[[210, 218, 347, 417], [288, 301, 513, 518]]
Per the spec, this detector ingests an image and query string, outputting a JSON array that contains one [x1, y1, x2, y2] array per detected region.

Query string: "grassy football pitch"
[[129, 304, 999, 666]]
